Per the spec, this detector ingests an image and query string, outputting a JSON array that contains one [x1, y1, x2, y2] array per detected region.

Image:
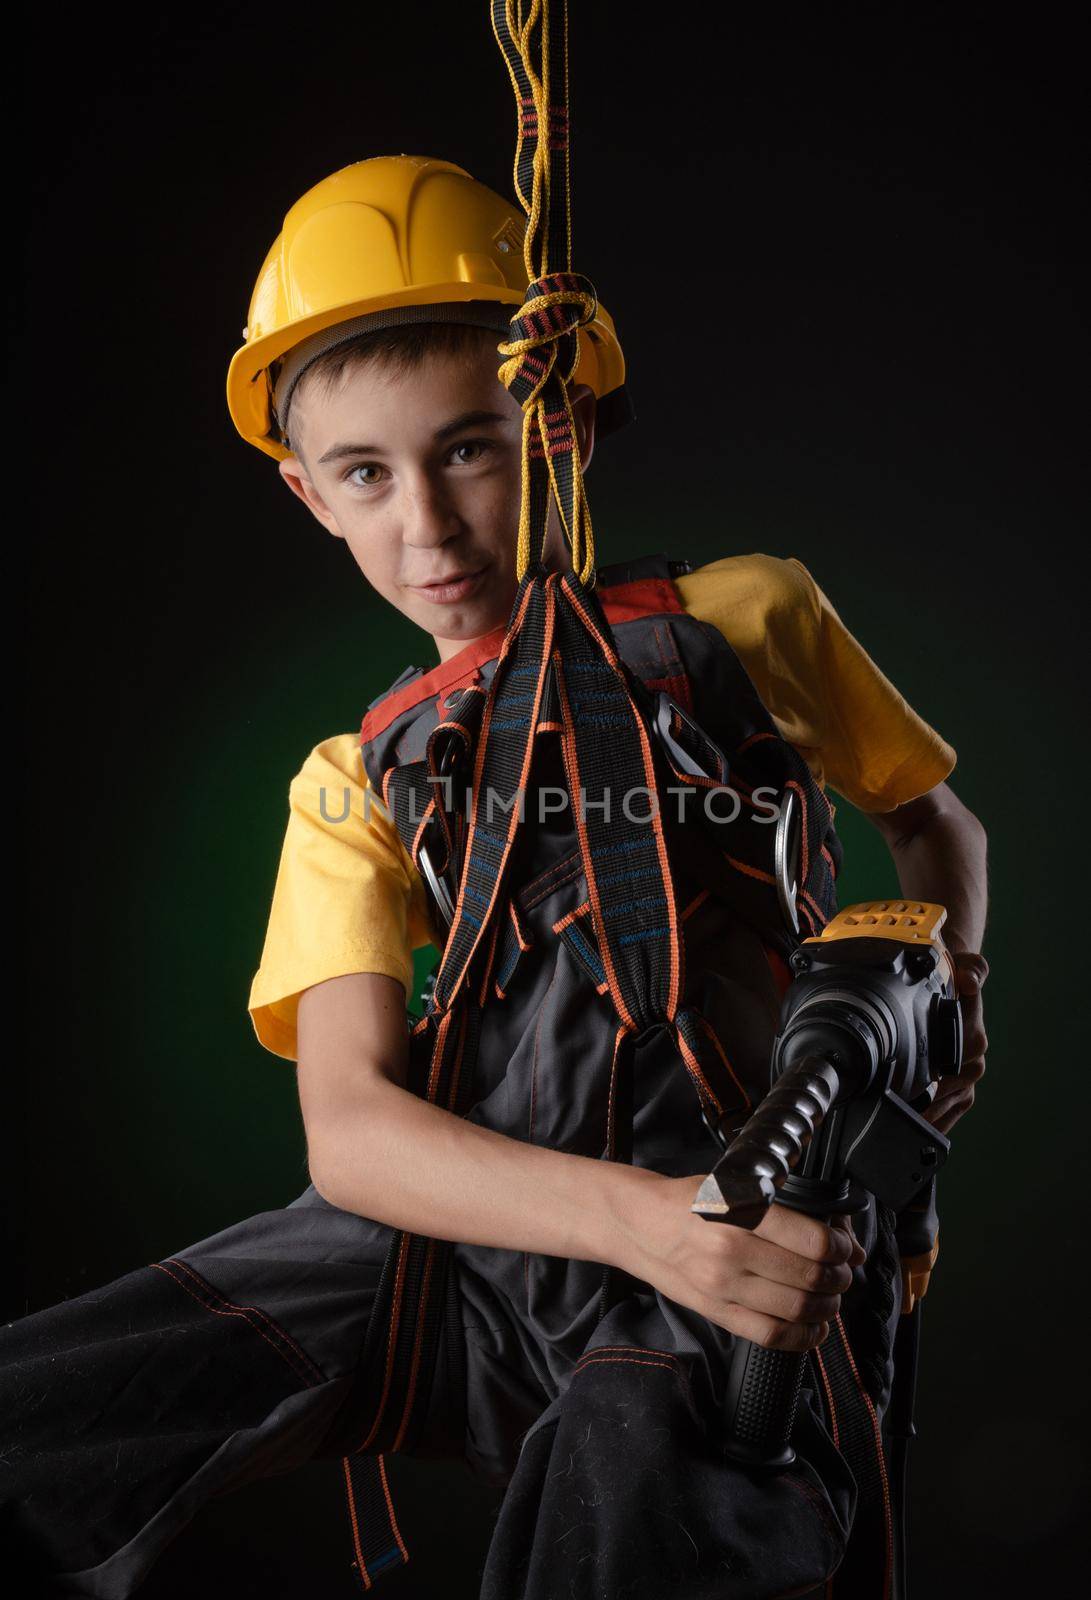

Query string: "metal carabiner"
[[773, 787, 802, 937], [653, 691, 730, 782], [418, 841, 456, 930], [654, 690, 802, 939]]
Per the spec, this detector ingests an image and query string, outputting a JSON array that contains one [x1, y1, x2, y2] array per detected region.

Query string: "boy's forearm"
[[311, 1078, 660, 1267], [890, 805, 988, 955]]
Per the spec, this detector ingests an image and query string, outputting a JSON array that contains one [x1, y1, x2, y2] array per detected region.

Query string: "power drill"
[[691, 900, 963, 1468]]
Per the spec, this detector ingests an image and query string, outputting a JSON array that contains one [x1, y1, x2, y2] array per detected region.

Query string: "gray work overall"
[[2, 556, 900, 1599]]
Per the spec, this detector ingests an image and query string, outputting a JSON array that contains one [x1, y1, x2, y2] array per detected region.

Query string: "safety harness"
[[329, 3, 899, 1592]]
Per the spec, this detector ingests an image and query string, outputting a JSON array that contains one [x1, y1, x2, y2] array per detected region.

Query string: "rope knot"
[[497, 271, 599, 404], [490, 0, 597, 585]]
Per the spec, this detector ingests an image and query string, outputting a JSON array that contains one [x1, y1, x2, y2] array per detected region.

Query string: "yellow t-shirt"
[[248, 554, 956, 1060]]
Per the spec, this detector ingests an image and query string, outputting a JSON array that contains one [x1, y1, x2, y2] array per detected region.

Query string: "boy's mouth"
[[408, 565, 489, 605]]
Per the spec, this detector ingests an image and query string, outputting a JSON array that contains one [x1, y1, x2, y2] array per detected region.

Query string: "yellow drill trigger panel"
[[805, 900, 949, 947]]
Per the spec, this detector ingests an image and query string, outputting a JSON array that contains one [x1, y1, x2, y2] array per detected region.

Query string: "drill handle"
[[692, 1053, 842, 1228], [691, 1053, 847, 1470]]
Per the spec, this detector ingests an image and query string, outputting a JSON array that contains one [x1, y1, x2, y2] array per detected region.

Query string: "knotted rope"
[[490, 0, 598, 586]]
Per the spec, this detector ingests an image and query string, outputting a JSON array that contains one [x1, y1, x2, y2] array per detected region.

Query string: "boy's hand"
[[618, 1174, 867, 1354], [924, 951, 989, 1136]]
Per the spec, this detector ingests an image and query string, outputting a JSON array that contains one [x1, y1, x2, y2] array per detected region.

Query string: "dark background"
[[17, 3, 1085, 1595]]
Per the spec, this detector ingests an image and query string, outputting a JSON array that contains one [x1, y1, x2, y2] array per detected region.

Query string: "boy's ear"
[[277, 457, 345, 540]]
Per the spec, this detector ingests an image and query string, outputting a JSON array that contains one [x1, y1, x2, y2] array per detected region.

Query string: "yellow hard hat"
[[226, 154, 632, 461]]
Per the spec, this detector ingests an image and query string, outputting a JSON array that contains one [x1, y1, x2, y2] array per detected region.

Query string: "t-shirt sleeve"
[[248, 732, 435, 1061], [787, 558, 958, 812], [675, 553, 957, 814]]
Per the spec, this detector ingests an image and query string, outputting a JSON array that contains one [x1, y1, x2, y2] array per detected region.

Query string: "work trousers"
[[2, 1182, 860, 1599]]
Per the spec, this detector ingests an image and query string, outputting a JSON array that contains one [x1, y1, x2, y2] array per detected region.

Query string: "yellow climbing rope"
[[490, 0, 599, 587]]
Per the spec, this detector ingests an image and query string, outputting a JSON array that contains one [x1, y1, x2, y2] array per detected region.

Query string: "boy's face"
[[278, 341, 596, 662]]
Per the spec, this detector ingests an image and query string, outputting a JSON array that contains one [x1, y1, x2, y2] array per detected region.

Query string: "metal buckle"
[[653, 691, 729, 782]]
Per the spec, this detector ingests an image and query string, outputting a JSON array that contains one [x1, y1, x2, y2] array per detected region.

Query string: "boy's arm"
[[863, 779, 989, 1134], [295, 968, 631, 1264], [294, 970, 864, 1353]]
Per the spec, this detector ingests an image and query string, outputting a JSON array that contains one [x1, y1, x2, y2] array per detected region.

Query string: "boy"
[[3, 156, 988, 1597]]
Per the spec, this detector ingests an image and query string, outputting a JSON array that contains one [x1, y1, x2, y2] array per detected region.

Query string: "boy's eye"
[[451, 440, 491, 465], [341, 439, 494, 487]]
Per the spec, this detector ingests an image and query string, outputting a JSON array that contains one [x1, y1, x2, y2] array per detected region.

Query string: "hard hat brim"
[[226, 283, 626, 461]]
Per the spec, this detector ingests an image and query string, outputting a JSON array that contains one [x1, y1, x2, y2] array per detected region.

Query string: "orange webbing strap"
[[337, 578, 556, 1594], [340, 1454, 408, 1591], [336, 1003, 483, 1592], [550, 572, 755, 1315]]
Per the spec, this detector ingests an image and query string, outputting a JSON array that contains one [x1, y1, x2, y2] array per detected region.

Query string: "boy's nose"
[[401, 480, 464, 548]]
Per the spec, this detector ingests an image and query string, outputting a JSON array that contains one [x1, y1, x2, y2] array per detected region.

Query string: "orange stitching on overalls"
[[694, 1010, 751, 1109], [783, 1469, 847, 1557], [519, 846, 581, 905], [522, 854, 584, 909], [682, 888, 710, 921], [151, 1262, 323, 1389], [159, 1257, 326, 1384], [575, 1354, 681, 1376], [573, 1347, 699, 1408], [577, 1343, 680, 1361], [724, 853, 778, 885]]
